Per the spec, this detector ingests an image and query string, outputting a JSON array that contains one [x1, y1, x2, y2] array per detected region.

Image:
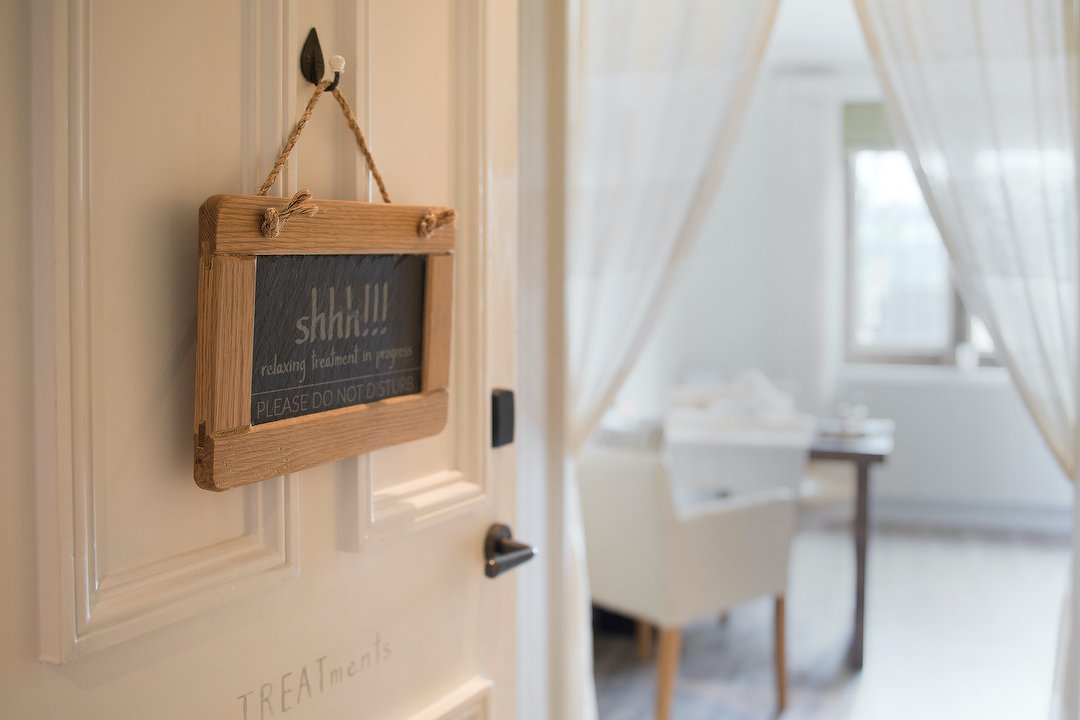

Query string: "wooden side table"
[[809, 419, 894, 671]]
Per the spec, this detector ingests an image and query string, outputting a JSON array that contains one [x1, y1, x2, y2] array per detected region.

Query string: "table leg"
[[849, 461, 870, 671]]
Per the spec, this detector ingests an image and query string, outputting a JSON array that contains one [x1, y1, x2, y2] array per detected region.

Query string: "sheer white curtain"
[[561, 0, 779, 716], [855, 0, 1080, 715]]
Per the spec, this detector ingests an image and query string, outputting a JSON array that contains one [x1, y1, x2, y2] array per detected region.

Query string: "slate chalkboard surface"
[[251, 254, 427, 425]]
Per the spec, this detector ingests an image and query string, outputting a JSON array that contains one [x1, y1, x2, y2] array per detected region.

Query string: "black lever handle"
[[484, 524, 537, 578]]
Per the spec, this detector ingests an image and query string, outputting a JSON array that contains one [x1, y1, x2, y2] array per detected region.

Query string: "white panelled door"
[[18, 1, 521, 718]]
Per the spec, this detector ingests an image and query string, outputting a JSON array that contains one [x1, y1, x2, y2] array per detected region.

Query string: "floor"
[[593, 525, 1069, 719]]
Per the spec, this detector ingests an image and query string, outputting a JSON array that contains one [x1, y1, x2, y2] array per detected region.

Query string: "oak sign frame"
[[194, 194, 454, 491]]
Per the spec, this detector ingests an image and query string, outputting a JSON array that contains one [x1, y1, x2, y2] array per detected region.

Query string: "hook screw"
[[326, 55, 345, 92]]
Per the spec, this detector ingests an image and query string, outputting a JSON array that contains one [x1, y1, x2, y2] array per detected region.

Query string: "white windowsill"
[[840, 362, 1011, 387]]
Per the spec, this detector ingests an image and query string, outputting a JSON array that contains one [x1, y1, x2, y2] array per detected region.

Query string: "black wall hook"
[[300, 28, 324, 85], [300, 28, 341, 92]]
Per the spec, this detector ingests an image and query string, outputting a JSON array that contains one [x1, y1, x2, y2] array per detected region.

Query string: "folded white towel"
[[665, 368, 814, 448]]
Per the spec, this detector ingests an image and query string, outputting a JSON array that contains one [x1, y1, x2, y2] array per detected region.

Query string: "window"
[[844, 104, 994, 366]]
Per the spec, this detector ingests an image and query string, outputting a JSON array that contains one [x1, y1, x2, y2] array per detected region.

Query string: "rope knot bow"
[[261, 187, 319, 238], [418, 208, 457, 239]]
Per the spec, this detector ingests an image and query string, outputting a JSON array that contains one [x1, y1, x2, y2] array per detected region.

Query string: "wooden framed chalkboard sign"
[[193, 194, 454, 491]]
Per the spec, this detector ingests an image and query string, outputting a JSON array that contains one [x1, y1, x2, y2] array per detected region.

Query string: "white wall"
[[839, 366, 1071, 530], [615, 59, 1073, 534], [616, 74, 780, 417]]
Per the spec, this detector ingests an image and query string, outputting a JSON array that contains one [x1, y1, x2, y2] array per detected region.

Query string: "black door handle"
[[484, 524, 537, 578]]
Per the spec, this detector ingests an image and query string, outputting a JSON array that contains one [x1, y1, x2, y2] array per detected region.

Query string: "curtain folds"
[[854, 0, 1080, 716], [566, 0, 780, 454], [561, 0, 780, 716]]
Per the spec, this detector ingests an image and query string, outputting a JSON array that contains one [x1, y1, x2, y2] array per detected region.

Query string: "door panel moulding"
[[408, 677, 492, 720], [33, 0, 300, 663], [338, 0, 491, 552]]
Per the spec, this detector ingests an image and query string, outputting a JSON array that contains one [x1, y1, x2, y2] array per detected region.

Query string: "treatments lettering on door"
[[235, 636, 393, 720]]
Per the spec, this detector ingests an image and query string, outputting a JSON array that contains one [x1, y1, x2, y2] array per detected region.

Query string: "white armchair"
[[580, 442, 797, 720]]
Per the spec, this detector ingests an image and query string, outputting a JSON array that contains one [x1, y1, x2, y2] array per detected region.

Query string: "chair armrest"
[[578, 445, 668, 620], [654, 492, 797, 625]]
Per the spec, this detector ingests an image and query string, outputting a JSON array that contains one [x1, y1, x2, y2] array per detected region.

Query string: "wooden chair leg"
[[774, 594, 788, 715], [656, 627, 682, 720], [635, 620, 654, 662]]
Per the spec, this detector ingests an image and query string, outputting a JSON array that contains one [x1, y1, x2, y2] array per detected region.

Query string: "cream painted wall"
[[0, 0, 38, 703]]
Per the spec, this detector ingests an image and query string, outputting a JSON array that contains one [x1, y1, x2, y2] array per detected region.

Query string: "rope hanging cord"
[[255, 80, 456, 239], [256, 80, 391, 202]]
